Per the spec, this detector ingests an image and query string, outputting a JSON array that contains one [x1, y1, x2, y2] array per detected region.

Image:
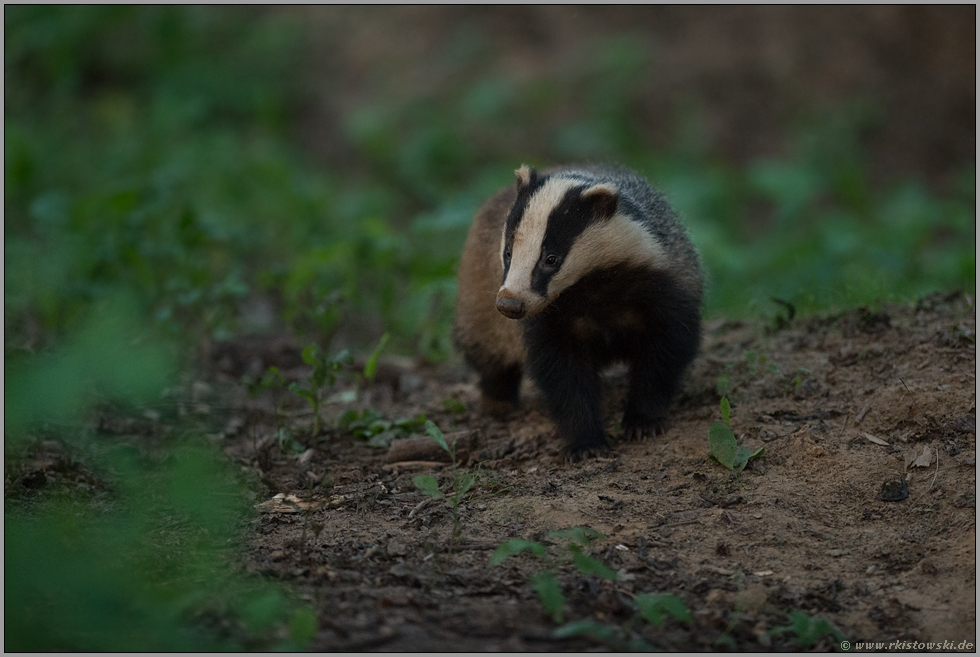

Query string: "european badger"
[[454, 164, 703, 459]]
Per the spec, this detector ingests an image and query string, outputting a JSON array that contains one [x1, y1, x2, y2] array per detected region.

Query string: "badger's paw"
[[479, 396, 518, 417], [563, 441, 611, 463], [621, 418, 667, 443]]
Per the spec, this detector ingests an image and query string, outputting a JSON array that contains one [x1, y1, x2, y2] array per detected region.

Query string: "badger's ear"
[[515, 165, 537, 190], [580, 183, 619, 219]]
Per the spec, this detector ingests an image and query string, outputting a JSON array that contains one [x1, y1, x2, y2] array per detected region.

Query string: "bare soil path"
[[223, 292, 975, 651]]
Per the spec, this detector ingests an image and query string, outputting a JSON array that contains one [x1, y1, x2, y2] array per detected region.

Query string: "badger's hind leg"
[[476, 361, 522, 416]]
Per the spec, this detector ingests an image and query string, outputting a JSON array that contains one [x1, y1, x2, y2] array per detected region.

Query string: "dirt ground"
[[209, 291, 976, 651]]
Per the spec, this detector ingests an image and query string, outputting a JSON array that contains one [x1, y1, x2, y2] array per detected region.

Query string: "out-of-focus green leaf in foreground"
[[4, 297, 311, 650]]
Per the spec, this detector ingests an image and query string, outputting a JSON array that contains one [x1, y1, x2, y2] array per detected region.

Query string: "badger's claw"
[[563, 442, 611, 463], [621, 418, 667, 442]]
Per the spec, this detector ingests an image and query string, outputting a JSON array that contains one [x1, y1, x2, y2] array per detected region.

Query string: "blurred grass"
[[3, 6, 974, 650]]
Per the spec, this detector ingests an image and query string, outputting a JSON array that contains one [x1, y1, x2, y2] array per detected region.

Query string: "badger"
[[453, 164, 703, 459]]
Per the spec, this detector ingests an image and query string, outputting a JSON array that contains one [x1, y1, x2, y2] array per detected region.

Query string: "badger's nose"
[[495, 296, 526, 319]]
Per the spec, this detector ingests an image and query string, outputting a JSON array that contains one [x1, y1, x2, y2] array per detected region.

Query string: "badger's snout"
[[495, 293, 526, 319]]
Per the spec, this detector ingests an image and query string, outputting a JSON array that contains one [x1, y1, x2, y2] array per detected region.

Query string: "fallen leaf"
[[912, 444, 934, 468], [862, 432, 889, 446], [255, 492, 347, 513]]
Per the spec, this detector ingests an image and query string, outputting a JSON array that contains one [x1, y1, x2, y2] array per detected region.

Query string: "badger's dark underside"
[[476, 263, 701, 457]]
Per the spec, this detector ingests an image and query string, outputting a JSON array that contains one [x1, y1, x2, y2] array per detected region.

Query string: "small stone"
[[877, 477, 909, 502], [387, 538, 409, 557]]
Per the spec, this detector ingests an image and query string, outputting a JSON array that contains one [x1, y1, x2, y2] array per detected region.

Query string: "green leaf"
[[329, 348, 353, 371], [310, 368, 330, 390], [363, 332, 390, 381], [733, 445, 765, 472], [288, 384, 315, 405], [366, 430, 397, 449], [715, 633, 737, 650], [571, 552, 618, 580], [553, 620, 655, 652], [489, 539, 547, 566], [300, 344, 320, 367], [288, 605, 318, 646], [336, 409, 359, 430], [412, 474, 444, 500], [424, 420, 449, 452], [367, 419, 393, 434], [720, 395, 731, 427], [553, 619, 615, 640], [260, 366, 284, 390], [633, 593, 692, 626], [394, 413, 426, 430], [442, 397, 466, 414], [769, 610, 847, 648], [243, 592, 285, 631], [708, 421, 737, 470], [457, 472, 476, 497], [547, 526, 605, 547], [529, 571, 566, 623]]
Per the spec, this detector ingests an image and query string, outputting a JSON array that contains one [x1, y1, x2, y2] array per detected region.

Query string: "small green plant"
[[353, 331, 390, 402], [708, 396, 764, 473], [338, 409, 427, 448], [553, 619, 655, 652], [413, 421, 475, 542], [553, 592, 691, 652], [250, 366, 305, 455], [362, 332, 390, 384], [492, 531, 693, 650], [632, 593, 692, 627], [442, 397, 467, 414], [770, 609, 848, 649], [789, 366, 813, 392], [249, 366, 287, 433], [489, 527, 617, 624], [288, 344, 352, 440]]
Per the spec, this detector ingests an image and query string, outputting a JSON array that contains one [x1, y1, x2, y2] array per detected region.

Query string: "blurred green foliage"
[[4, 295, 314, 650], [6, 8, 974, 358], [3, 6, 974, 650]]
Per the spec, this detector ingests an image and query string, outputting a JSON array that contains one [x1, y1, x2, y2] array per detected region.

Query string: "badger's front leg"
[[621, 351, 673, 441], [622, 322, 699, 441], [524, 321, 607, 459]]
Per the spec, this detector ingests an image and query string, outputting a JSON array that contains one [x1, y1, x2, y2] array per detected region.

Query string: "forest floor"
[[204, 291, 975, 651]]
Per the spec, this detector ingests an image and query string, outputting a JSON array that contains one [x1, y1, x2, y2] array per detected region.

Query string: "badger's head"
[[495, 165, 663, 320]]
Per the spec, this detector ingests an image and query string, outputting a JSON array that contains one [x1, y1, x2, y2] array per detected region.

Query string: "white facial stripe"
[[500, 177, 578, 296], [547, 212, 666, 298]]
